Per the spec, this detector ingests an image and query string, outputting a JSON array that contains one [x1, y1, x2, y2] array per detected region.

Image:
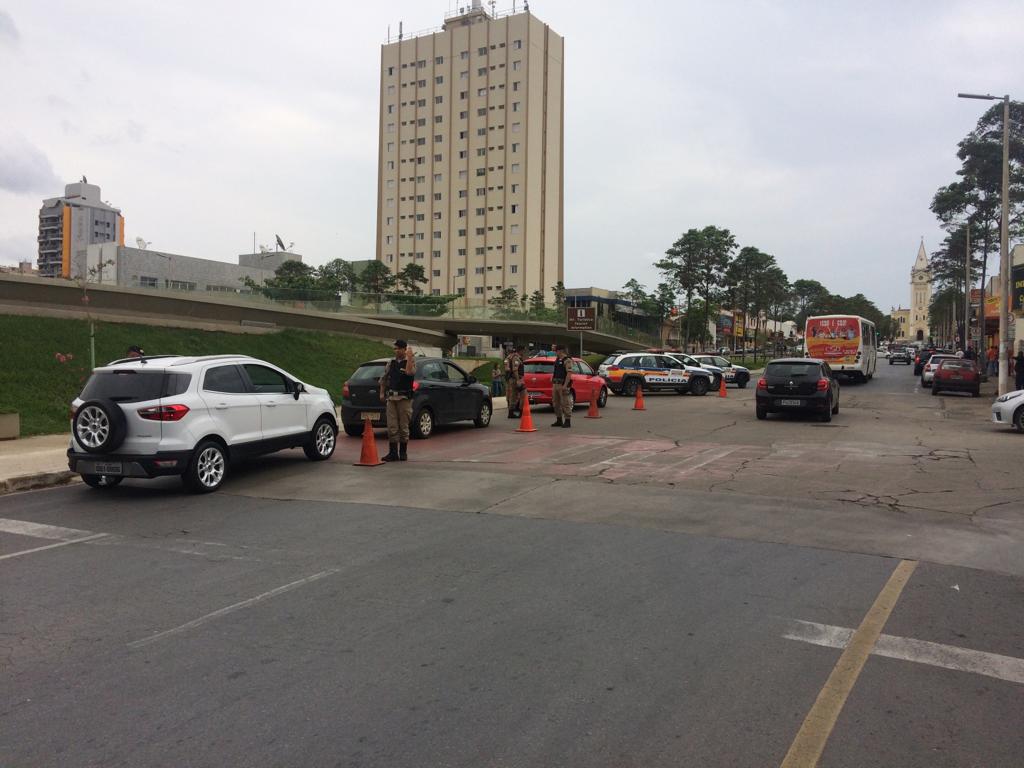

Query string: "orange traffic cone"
[[718, 376, 728, 398], [353, 418, 384, 466], [515, 395, 537, 432], [585, 386, 602, 418], [632, 384, 646, 411]]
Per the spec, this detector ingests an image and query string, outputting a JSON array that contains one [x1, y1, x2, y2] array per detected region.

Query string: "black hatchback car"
[[756, 358, 840, 422], [341, 357, 492, 439]]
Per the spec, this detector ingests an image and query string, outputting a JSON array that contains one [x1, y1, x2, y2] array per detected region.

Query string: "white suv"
[[68, 355, 338, 493]]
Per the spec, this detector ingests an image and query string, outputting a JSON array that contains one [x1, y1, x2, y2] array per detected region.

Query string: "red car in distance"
[[521, 355, 609, 411], [931, 358, 981, 397]]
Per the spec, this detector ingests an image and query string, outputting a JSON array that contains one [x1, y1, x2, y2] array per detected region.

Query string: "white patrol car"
[[597, 352, 714, 397]]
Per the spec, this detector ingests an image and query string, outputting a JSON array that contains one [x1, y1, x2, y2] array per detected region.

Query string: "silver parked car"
[[991, 389, 1024, 432]]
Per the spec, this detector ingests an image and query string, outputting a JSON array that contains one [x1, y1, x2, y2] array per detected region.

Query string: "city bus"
[[804, 315, 878, 382]]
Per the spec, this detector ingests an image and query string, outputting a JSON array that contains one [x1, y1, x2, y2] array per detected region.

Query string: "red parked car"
[[931, 358, 980, 397], [522, 356, 609, 411]]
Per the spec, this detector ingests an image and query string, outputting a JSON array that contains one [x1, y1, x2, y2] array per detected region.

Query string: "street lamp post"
[[957, 92, 1012, 395]]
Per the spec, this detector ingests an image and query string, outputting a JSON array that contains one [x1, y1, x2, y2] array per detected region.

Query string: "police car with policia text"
[[598, 352, 714, 397]]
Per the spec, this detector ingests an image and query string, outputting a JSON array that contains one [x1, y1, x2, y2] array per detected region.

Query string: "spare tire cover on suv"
[[74, 398, 128, 454]]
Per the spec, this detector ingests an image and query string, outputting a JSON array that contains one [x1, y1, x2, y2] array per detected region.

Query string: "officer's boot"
[[562, 417, 571, 428], [398, 442, 408, 461], [551, 416, 563, 427], [382, 442, 399, 462]]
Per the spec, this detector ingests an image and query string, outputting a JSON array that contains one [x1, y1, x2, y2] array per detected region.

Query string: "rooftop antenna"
[[489, 0, 496, 15], [135, 237, 150, 250], [81, 175, 88, 183], [398, 20, 403, 41]]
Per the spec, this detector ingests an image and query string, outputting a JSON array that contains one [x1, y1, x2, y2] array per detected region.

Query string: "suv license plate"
[[362, 413, 381, 422], [779, 399, 802, 407], [528, 391, 542, 401], [94, 462, 123, 475]]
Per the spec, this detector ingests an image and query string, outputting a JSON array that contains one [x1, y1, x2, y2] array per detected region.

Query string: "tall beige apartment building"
[[375, 2, 564, 302]]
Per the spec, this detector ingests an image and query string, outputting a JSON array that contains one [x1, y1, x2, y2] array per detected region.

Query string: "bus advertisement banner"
[[806, 316, 860, 364]]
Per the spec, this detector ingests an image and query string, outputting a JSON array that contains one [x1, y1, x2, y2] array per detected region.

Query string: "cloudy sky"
[[1, 0, 1020, 311]]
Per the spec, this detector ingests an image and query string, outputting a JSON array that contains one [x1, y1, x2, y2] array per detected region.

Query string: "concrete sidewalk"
[[0, 399, 514, 495], [0, 433, 76, 494]]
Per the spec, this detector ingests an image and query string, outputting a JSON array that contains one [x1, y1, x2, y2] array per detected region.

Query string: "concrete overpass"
[[0, 274, 647, 354]]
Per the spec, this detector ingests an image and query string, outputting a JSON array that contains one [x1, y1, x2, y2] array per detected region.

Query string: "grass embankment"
[[0, 315, 390, 436]]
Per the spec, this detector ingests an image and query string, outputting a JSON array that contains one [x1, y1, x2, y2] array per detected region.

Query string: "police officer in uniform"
[[551, 345, 573, 428], [504, 345, 525, 418], [378, 339, 416, 461]]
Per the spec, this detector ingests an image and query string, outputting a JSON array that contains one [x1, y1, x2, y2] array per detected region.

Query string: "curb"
[[0, 470, 79, 496]]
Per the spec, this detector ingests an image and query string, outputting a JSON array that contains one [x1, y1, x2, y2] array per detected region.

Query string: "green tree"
[[358, 261, 398, 295], [790, 279, 832, 327], [396, 263, 428, 295], [489, 287, 521, 317], [316, 259, 357, 294]]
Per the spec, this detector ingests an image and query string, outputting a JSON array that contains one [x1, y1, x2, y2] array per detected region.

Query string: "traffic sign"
[[566, 307, 596, 331]]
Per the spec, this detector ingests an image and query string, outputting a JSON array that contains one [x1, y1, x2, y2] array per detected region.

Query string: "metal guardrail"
[[128, 285, 660, 346]]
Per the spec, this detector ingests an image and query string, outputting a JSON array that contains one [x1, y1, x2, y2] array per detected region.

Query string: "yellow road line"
[[780, 559, 918, 768]]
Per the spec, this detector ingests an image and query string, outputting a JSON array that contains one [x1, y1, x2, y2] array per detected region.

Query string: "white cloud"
[[0, 134, 62, 194]]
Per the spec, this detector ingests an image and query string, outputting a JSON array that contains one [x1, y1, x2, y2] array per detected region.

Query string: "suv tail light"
[[412, 380, 421, 391], [756, 378, 768, 390], [342, 382, 350, 398], [607, 365, 621, 372], [138, 404, 190, 421], [924, 364, 931, 373], [816, 378, 829, 391]]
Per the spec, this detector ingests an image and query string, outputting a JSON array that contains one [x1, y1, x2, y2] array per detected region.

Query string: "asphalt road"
[[1, 361, 1021, 767]]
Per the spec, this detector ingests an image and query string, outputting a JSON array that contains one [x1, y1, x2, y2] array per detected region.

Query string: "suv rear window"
[[351, 363, 388, 382], [765, 362, 820, 378], [80, 371, 168, 403]]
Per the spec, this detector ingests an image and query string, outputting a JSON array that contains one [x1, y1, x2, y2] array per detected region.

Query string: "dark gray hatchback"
[[340, 357, 492, 439], [755, 358, 840, 422]]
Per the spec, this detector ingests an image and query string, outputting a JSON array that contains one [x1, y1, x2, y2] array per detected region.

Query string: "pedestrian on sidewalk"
[[1015, 345, 1024, 392], [987, 345, 998, 376], [550, 345, 573, 429], [378, 339, 416, 462], [491, 363, 504, 397]]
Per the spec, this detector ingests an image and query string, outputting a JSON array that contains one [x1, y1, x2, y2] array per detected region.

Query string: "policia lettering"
[[378, 339, 416, 461], [551, 346, 573, 428], [504, 345, 526, 418]]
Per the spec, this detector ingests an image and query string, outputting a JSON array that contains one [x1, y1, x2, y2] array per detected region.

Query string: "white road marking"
[[128, 569, 339, 649], [669, 446, 740, 476], [784, 618, 1024, 685], [0, 517, 96, 541], [0, 533, 108, 562]]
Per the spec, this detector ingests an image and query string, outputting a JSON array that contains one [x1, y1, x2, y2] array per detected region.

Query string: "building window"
[[477, 87, 487, 97], [139, 276, 158, 288], [510, 245, 519, 254], [511, 122, 521, 133], [386, 123, 395, 133], [432, 269, 441, 277], [477, 46, 487, 56], [475, 247, 485, 256], [478, 67, 487, 76], [433, 192, 442, 201], [511, 143, 519, 153], [457, 267, 466, 276], [435, 75, 444, 84], [475, 266, 485, 274], [387, 104, 394, 114], [474, 287, 484, 295], [511, 164, 520, 173], [512, 102, 520, 112], [435, 95, 443, 104], [457, 287, 466, 295], [510, 224, 519, 234], [513, 81, 520, 91], [512, 60, 521, 71], [460, 51, 469, 60], [387, 65, 395, 75], [510, 265, 518, 274], [435, 55, 444, 64], [513, 40, 522, 50], [510, 203, 519, 213]]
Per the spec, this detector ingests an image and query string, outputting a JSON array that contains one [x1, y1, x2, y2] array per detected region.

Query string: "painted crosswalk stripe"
[[0, 517, 97, 541], [783, 618, 1024, 685], [0, 517, 107, 561]]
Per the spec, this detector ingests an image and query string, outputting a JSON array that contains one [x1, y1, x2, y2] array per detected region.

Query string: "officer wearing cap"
[[378, 339, 416, 461], [551, 345, 573, 428]]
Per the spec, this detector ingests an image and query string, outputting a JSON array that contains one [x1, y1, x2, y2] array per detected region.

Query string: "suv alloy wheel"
[[474, 400, 492, 427], [184, 440, 228, 493], [690, 376, 709, 397], [304, 417, 337, 461]]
